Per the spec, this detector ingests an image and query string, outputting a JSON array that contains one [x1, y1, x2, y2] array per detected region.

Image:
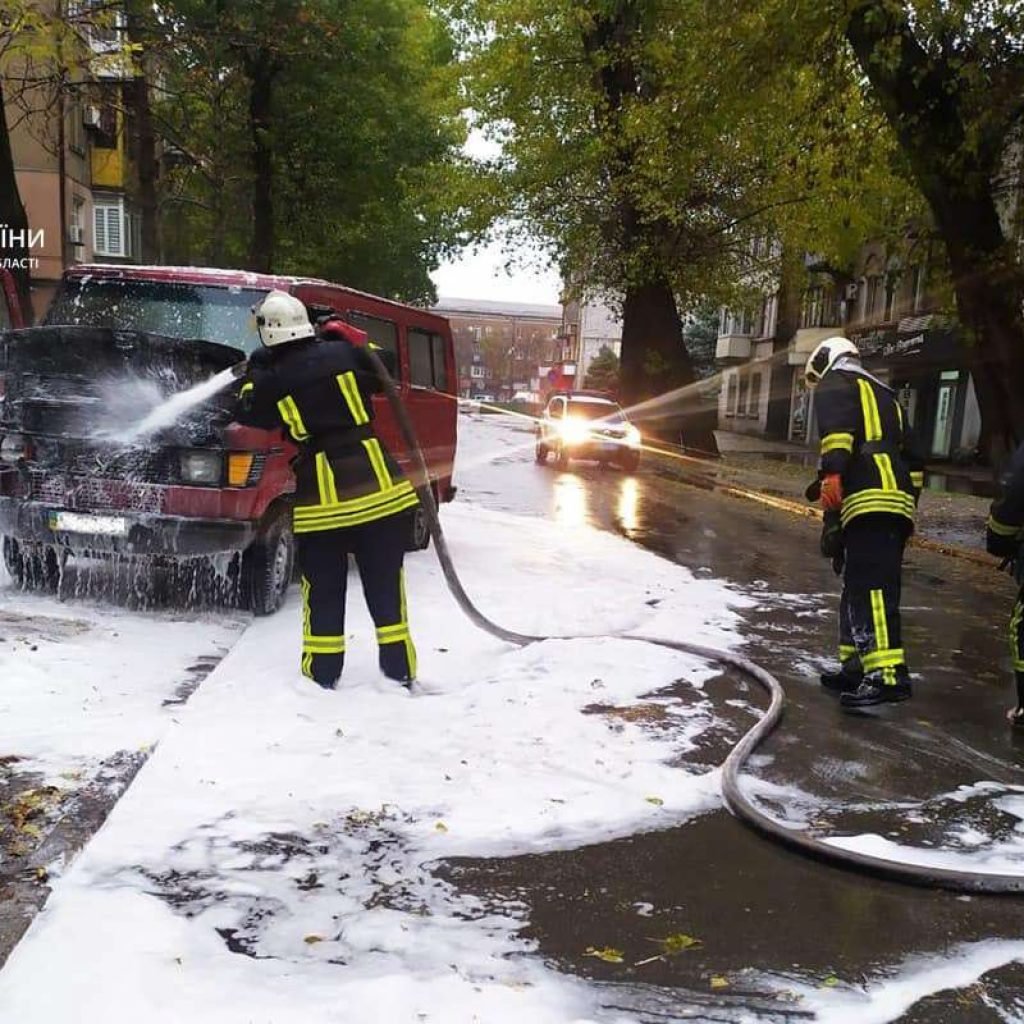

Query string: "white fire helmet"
[[804, 336, 860, 388], [253, 290, 314, 348]]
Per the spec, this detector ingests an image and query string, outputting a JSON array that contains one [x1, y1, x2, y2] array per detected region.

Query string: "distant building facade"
[[431, 297, 562, 400]]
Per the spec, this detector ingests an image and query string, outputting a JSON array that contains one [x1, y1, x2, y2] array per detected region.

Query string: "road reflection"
[[551, 471, 588, 528], [616, 475, 640, 536]]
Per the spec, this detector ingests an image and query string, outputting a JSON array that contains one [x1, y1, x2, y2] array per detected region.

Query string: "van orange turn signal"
[[227, 452, 255, 487]]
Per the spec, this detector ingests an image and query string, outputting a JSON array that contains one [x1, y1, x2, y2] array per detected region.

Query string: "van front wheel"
[[240, 507, 295, 616]]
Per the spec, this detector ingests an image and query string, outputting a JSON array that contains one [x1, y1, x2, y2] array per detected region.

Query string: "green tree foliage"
[[584, 345, 620, 393], [682, 306, 720, 382], [155, 0, 472, 302]]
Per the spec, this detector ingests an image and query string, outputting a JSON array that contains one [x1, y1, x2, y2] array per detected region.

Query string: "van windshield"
[[46, 278, 269, 353]]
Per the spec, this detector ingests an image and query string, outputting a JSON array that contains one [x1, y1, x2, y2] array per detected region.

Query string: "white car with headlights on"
[[535, 391, 642, 472]]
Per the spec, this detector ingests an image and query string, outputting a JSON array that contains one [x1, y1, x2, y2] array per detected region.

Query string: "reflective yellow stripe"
[[821, 432, 855, 455], [315, 452, 339, 505], [376, 623, 410, 641], [857, 379, 882, 442], [895, 402, 904, 429], [910, 471, 924, 488], [294, 480, 416, 520], [839, 644, 857, 660], [1011, 598, 1024, 671], [277, 395, 310, 441], [292, 490, 420, 532], [337, 371, 370, 425], [400, 569, 416, 678], [302, 635, 346, 654], [301, 576, 311, 635], [301, 652, 314, 678], [239, 381, 254, 396], [862, 648, 905, 672], [362, 438, 393, 490], [989, 515, 1022, 538], [870, 588, 890, 652], [873, 453, 899, 491]]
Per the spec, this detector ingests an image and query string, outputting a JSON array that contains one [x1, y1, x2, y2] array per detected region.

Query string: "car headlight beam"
[[559, 418, 590, 445]]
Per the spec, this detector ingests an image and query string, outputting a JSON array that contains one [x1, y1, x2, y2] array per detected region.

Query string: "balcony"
[[716, 333, 752, 362]]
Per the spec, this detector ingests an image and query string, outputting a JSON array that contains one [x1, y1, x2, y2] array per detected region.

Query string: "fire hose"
[[355, 349, 1024, 896]]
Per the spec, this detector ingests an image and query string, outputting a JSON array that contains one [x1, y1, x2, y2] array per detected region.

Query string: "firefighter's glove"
[[804, 478, 822, 504], [820, 509, 843, 575], [819, 474, 843, 511]]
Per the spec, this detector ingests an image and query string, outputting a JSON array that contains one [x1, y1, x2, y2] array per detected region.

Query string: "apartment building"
[[717, 241, 981, 462], [8, 1, 139, 319], [431, 297, 562, 400]]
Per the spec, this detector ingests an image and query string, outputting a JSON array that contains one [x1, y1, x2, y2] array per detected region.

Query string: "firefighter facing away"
[[805, 337, 925, 709], [234, 290, 420, 690], [986, 440, 1024, 728]]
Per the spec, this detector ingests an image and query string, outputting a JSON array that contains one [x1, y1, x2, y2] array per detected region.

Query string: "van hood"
[[0, 325, 244, 442]]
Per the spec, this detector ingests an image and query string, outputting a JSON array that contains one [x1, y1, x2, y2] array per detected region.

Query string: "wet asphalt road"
[[449, 414, 1024, 1022]]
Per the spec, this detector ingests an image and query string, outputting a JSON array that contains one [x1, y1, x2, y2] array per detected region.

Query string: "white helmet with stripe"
[[254, 290, 314, 348], [804, 336, 860, 388]]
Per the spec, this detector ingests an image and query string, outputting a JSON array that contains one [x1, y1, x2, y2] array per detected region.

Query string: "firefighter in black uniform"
[[234, 290, 420, 690], [986, 441, 1024, 728], [805, 337, 925, 709]]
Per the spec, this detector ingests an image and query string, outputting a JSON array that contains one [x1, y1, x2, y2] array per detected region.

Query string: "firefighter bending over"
[[986, 440, 1024, 728], [234, 290, 420, 690], [805, 337, 925, 709]]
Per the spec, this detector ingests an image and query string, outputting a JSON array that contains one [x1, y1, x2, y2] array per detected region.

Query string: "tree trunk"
[[583, 3, 718, 455], [0, 79, 33, 316], [126, 2, 159, 263], [765, 248, 803, 440], [246, 59, 276, 273], [620, 278, 718, 454], [129, 78, 159, 263]]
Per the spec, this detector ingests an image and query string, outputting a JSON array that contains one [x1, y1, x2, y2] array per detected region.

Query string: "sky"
[[431, 233, 563, 308], [430, 128, 564, 308]]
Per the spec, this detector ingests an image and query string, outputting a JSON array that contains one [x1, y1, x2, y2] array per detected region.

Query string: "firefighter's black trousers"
[[295, 513, 416, 688], [837, 514, 909, 686]]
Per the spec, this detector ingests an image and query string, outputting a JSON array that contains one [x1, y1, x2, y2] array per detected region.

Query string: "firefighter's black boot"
[[1008, 672, 1024, 729], [820, 663, 862, 694], [840, 669, 912, 709]]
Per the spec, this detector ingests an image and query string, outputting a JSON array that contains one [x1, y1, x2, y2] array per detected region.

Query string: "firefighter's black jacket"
[[814, 366, 925, 530], [988, 441, 1024, 558], [234, 338, 418, 534]]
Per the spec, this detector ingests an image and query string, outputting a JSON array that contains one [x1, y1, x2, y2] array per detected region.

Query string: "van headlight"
[[0, 434, 27, 464], [180, 450, 223, 485], [624, 424, 642, 448], [560, 418, 590, 445]]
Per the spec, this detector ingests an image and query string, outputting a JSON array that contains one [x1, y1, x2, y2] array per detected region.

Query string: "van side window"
[[346, 313, 399, 377], [408, 328, 448, 390]]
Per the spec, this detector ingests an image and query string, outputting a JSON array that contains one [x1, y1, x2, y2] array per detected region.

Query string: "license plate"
[[48, 511, 128, 536]]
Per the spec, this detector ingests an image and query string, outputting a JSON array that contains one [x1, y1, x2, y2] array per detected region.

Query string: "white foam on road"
[[0, 496, 744, 1023]]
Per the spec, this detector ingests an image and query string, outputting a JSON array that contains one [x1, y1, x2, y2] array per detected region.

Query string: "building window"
[[738, 373, 749, 417], [93, 198, 128, 257], [884, 273, 899, 321], [726, 373, 738, 416], [911, 265, 927, 312], [864, 275, 882, 320], [71, 196, 86, 251], [748, 371, 763, 418]]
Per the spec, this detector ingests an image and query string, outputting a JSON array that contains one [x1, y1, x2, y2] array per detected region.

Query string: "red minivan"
[[0, 269, 26, 331], [0, 265, 457, 613]]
